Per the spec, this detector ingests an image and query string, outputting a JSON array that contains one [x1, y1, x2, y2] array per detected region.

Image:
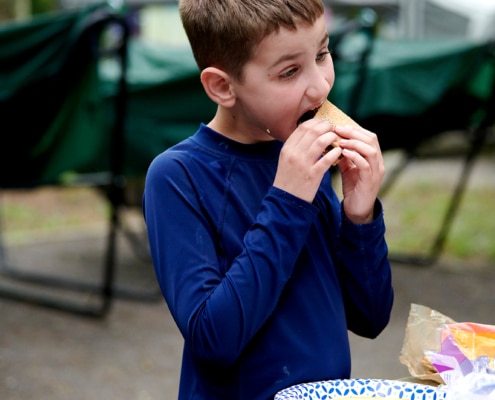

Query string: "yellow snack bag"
[[446, 323, 495, 362]]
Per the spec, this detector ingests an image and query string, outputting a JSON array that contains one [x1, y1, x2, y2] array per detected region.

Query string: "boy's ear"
[[200, 67, 236, 108]]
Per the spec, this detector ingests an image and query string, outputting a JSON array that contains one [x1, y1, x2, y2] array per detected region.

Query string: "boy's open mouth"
[[297, 107, 320, 125]]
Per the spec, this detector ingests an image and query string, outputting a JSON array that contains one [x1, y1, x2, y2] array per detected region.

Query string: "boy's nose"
[[305, 70, 332, 103]]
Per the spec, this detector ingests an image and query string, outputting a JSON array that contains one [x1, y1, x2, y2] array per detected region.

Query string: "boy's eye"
[[316, 50, 330, 62], [278, 49, 330, 80], [280, 67, 298, 79]]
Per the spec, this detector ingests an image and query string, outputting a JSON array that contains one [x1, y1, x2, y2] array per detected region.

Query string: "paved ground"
[[1, 149, 494, 400]]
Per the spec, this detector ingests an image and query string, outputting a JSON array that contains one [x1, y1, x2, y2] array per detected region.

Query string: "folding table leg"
[[0, 202, 117, 317], [382, 126, 489, 266]]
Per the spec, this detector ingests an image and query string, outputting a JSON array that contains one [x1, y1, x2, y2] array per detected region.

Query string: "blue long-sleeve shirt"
[[143, 124, 393, 400]]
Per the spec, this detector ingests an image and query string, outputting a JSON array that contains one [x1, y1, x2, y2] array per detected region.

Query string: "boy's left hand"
[[334, 125, 385, 224]]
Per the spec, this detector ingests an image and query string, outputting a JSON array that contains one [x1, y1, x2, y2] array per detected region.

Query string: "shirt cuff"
[[341, 199, 386, 237]]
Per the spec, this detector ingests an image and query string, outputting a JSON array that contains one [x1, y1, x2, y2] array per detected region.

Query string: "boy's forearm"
[[338, 200, 394, 337]]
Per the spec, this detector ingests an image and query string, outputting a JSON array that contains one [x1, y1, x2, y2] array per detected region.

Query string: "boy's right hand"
[[273, 119, 342, 203]]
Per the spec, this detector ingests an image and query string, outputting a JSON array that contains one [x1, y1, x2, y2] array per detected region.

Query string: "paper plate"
[[275, 378, 446, 400]]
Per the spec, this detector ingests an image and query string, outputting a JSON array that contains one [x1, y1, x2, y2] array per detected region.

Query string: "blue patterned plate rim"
[[274, 378, 446, 399]]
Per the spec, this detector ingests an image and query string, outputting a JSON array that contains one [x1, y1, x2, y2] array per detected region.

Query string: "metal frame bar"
[[380, 42, 495, 265], [0, 6, 160, 317]]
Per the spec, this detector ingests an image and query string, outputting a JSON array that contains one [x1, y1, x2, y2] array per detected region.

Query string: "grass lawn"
[[384, 181, 495, 265]]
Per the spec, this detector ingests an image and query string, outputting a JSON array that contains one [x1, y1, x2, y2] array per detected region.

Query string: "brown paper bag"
[[399, 303, 456, 385]]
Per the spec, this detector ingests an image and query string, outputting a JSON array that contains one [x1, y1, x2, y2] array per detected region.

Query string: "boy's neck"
[[207, 106, 274, 145]]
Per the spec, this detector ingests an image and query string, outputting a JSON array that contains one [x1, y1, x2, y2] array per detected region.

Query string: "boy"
[[143, 0, 394, 399]]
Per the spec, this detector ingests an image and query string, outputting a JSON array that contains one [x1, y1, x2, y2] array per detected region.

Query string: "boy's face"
[[230, 15, 334, 143]]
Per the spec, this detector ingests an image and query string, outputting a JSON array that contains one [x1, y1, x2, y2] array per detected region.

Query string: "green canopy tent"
[[0, 3, 133, 316], [0, 2, 215, 317], [1, 5, 115, 187]]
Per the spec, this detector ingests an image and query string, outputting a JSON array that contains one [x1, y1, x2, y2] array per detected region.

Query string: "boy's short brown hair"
[[179, 0, 325, 81]]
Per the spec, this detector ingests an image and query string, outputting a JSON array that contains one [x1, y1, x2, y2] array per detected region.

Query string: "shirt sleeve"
[[144, 155, 319, 365], [338, 199, 394, 338]]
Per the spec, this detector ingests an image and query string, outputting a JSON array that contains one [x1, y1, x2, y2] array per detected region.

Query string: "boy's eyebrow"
[[271, 31, 329, 67]]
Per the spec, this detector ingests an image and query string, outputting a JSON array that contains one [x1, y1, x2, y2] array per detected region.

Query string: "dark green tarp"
[[0, 4, 214, 186], [1, 4, 493, 186], [0, 5, 117, 186], [100, 40, 216, 178], [331, 37, 495, 150]]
